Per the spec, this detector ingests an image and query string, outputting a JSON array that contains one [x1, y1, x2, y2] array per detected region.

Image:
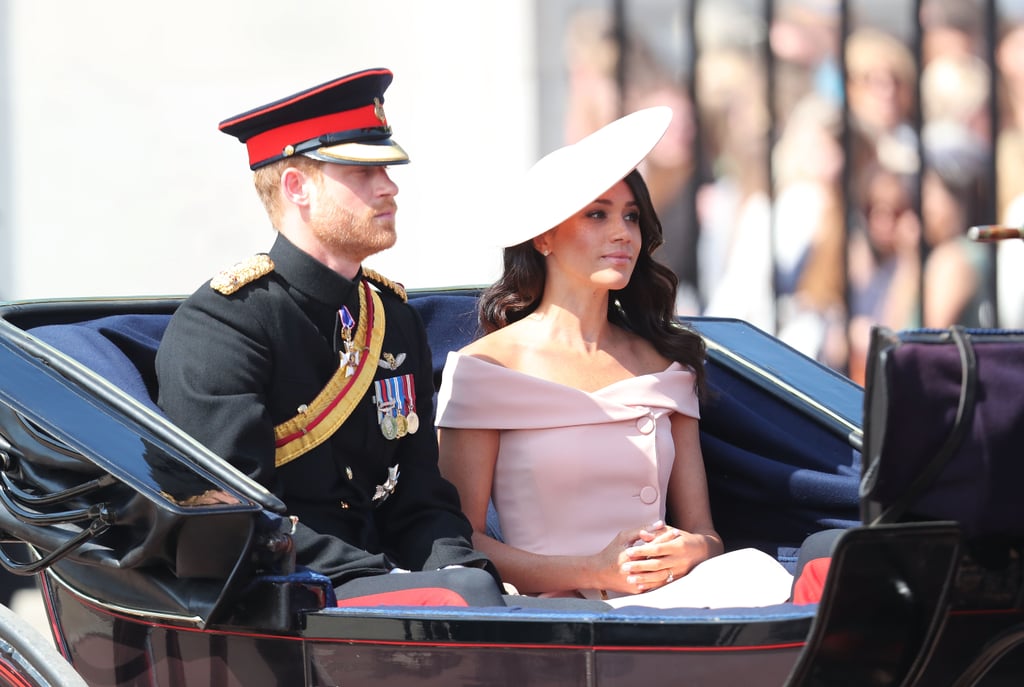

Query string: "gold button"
[[283, 144, 295, 157]]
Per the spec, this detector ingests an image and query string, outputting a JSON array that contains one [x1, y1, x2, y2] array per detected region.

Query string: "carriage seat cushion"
[[408, 293, 481, 392], [29, 314, 172, 414]]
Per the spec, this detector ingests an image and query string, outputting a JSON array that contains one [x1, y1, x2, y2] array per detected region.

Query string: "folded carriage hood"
[[0, 319, 285, 623]]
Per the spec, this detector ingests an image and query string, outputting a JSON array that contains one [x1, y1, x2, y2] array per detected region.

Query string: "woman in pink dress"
[[436, 108, 793, 608]]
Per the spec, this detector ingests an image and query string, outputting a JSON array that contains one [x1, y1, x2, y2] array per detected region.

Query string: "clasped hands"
[[597, 520, 705, 595]]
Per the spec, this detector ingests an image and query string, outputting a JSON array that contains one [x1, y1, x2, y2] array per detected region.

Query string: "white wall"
[[3, 1, 537, 299]]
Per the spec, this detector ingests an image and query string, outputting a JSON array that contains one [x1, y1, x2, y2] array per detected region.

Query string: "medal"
[[396, 373, 419, 434], [372, 464, 400, 506], [373, 377, 399, 440], [380, 414, 398, 440], [378, 352, 407, 370], [373, 374, 419, 440], [406, 376, 419, 434], [338, 306, 362, 377]]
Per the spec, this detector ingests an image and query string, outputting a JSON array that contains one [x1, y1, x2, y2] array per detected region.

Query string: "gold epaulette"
[[210, 254, 275, 295], [363, 267, 407, 302]]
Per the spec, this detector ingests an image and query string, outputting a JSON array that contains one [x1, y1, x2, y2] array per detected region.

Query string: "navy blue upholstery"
[[30, 314, 171, 414], [407, 293, 481, 404], [700, 362, 860, 566], [28, 294, 860, 573]]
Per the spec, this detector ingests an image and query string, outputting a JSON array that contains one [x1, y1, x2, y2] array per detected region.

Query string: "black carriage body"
[[45, 576, 809, 686], [0, 291, 1022, 686]]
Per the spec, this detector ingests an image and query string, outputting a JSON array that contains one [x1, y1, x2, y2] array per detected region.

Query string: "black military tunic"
[[156, 234, 494, 586]]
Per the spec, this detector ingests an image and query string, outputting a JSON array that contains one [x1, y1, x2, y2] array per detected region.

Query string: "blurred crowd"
[[559, 0, 1023, 384]]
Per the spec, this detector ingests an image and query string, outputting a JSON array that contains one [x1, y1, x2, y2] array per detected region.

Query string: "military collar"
[[268, 233, 359, 307]]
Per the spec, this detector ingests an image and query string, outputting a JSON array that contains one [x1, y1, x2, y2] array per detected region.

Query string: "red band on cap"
[[245, 104, 386, 167]]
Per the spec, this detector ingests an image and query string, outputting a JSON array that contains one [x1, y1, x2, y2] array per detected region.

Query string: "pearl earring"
[[541, 249, 551, 256]]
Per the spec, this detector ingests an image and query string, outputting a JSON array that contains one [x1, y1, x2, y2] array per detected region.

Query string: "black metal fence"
[[538, 0, 1022, 382]]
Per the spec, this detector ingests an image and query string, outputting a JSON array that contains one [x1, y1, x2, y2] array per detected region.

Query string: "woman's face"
[[538, 179, 641, 291]]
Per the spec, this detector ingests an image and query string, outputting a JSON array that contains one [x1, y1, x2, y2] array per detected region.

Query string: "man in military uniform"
[[155, 68, 503, 606]]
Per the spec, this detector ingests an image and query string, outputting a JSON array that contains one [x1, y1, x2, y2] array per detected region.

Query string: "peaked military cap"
[[219, 68, 410, 170]]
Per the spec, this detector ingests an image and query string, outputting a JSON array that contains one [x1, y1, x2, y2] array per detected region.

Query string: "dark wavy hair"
[[478, 169, 706, 397]]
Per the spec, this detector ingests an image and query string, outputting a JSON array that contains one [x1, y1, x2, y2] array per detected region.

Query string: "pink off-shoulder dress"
[[436, 352, 794, 609]]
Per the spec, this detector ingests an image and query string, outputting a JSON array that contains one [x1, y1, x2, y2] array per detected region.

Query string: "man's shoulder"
[[168, 254, 283, 333], [209, 254, 276, 295], [178, 254, 282, 313]]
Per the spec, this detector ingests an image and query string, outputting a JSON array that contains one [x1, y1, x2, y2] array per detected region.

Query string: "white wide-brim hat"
[[494, 106, 673, 248]]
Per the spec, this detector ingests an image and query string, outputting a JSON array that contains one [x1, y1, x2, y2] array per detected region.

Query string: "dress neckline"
[[449, 351, 686, 395]]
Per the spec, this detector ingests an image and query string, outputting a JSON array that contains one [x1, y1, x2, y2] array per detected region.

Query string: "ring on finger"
[[666, 570, 674, 584]]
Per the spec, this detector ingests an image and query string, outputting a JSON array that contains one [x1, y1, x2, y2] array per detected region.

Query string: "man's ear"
[[281, 166, 314, 207]]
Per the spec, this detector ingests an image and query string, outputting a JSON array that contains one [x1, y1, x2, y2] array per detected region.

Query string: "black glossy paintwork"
[[49, 580, 810, 687], [299, 606, 814, 649], [0, 336, 260, 516], [688, 318, 862, 442], [51, 583, 306, 687]]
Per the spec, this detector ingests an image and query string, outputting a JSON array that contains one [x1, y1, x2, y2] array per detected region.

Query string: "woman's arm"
[[438, 426, 646, 595], [666, 413, 722, 551]]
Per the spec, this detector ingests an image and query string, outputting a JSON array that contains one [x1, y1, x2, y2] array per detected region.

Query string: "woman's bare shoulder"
[[619, 328, 672, 374], [458, 324, 525, 365]]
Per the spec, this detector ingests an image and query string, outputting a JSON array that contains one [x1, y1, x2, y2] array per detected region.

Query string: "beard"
[[310, 196, 397, 262]]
